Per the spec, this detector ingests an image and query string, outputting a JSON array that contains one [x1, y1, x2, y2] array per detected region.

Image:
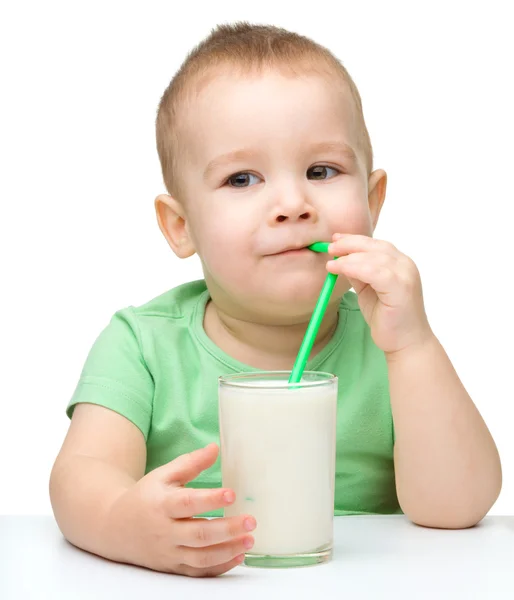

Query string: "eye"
[[225, 172, 261, 188], [307, 166, 340, 180]]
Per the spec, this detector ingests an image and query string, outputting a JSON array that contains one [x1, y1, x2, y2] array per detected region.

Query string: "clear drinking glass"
[[218, 371, 337, 568]]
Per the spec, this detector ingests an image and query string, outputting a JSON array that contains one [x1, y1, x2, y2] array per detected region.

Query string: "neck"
[[203, 298, 340, 370]]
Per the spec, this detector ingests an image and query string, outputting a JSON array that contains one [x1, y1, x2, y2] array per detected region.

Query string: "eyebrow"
[[309, 141, 358, 161], [203, 141, 358, 181], [203, 148, 261, 181]]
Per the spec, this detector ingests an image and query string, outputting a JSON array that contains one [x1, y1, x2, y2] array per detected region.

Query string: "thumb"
[[155, 443, 219, 486]]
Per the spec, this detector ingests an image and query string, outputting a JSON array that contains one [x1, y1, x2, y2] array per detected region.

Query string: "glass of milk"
[[218, 370, 337, 568]]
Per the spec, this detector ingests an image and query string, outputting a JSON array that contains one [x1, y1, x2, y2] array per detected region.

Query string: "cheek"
[[327, 192, 373, 236], [193, 207, 255, 278]]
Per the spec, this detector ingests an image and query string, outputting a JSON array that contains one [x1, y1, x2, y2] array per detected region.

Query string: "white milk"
[[219, 378, 337, 556]]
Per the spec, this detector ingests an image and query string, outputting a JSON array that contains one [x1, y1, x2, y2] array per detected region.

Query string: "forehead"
[[179, 68, 360, 166]]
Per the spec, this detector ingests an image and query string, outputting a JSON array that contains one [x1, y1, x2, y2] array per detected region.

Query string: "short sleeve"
[[66, 308, 154, 440]]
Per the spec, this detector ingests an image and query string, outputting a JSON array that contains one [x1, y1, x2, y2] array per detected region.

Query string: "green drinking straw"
[[289, 242, 338, 384]]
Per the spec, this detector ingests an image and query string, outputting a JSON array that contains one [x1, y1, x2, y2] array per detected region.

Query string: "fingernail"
[[223, 491, 235, 503], [244, 518, 256, 531], [333, 233, 343, 240], [244, 537, 254, 549]]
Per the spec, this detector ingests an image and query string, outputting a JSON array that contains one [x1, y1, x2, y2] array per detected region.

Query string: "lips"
[[281, 244, 308, 253], [268, 245, 312, 256]]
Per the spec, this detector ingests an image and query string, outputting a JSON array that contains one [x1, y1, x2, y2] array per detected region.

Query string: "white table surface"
[[1, 515, 513, 600]]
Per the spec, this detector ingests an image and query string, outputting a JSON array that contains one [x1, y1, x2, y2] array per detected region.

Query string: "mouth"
[[267, 244, 314, 257], [273, 247, 311, 256]]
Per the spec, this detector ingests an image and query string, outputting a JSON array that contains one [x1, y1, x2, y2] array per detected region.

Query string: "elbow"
[[49, 457, 75, 539], [401, 478, 502, 530], [406, 510, 484, 530], [49, 460, 65, 533], [401, 497, 488, 529], [49, 457, 66, 511], [397, 454, 503, 530]]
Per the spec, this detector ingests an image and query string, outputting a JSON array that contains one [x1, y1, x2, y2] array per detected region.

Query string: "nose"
[[268, 192, 318, 225]]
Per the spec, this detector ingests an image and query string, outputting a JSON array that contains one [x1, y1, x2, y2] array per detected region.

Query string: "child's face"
[[162, 69, 385, 321]]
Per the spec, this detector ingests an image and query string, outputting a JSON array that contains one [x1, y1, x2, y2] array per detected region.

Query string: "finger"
[[153, 443, 219, 486], [173, 514, 257, 547], [180, 535, 254, 570], [328, 234, 399, 258], [326, 252, 399, 297], [179, 553, 245, 578], [345, 275, 369, 296], [167, 487, 236, 519]]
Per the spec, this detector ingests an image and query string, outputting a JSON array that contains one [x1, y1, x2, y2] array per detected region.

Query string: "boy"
[[49, 22, 502, 578]]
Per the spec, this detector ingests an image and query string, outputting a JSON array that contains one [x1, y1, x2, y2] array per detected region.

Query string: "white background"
[[1, 1, 512, 515]]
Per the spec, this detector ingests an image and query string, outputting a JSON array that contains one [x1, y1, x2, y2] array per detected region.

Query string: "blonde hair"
[[156, 22, 373, 200]]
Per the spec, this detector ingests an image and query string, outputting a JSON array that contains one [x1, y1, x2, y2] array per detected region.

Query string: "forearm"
[[387, 334, 502, 528], [49, 454, 136, 557]]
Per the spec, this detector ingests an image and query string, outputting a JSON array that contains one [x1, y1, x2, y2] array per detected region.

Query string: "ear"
[[154, 194, 196, 258], [367, 169, 387, 232]]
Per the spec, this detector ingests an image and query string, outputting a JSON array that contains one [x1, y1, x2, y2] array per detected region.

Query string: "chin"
[[273, 275, 351, 313], [265, 278, 326, 309]]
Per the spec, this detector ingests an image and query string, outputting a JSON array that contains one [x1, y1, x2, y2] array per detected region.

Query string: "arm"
[[326, 233, 502, 529], [387, 334, 502, 528], [49, 403, 146, 559], [50, 403, 255, 576]]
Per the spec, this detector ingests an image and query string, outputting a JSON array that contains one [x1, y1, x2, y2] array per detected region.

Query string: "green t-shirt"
[[67, 279, 401, 516]]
